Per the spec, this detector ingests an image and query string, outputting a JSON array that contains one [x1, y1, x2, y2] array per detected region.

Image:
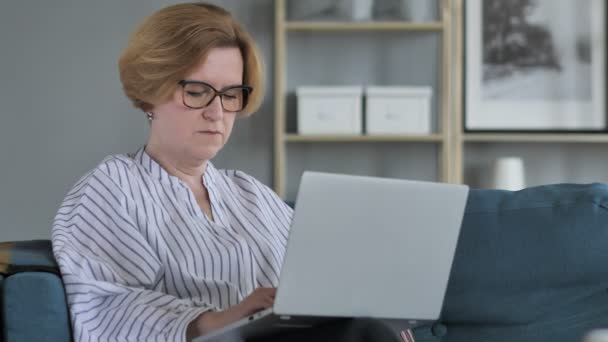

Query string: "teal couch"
[[2, 183, 608, 341], [0, 240, 71, 342], [413, 183, 608, 341]]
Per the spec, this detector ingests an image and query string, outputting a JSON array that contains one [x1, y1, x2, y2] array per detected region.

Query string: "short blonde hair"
[[119, 2, 264, 116]]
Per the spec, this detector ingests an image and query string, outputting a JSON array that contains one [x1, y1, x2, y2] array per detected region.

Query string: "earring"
[[145, 112, 154, 121]]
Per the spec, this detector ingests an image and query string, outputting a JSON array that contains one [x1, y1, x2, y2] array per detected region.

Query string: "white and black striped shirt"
[[52, 148, 293, 341]]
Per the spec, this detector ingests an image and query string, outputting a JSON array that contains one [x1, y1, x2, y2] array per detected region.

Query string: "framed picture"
[[465, 0, 606, 132]]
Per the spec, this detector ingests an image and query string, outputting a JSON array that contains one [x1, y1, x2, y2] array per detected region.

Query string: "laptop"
[[196, 171, 469, 342]]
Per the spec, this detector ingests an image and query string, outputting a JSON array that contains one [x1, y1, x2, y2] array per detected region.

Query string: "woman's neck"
[[144, 144, 207, 193]]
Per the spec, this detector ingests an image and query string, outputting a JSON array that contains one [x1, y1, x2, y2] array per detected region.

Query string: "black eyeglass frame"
[[178, 80, 253, 112]]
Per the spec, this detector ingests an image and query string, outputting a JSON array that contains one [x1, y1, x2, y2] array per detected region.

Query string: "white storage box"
[[297, 86, 363, 135], [365, 86, 432, 134]]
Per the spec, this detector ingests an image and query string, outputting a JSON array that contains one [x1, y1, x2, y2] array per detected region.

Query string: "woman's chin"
[[190, 147, 221, 161]]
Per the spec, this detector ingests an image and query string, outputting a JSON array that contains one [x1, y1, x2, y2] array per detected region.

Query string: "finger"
[[262, 292, 274, 302], [259, 296, 273, 308], [263, 288, 277, 299]]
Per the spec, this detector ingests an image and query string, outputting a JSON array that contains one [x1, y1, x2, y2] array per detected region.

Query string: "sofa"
[[2, 183, 608, 342], [0, 240, 71, 342]]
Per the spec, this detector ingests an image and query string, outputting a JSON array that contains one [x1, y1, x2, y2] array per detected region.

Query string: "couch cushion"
[[413, 183, 608, 342], [0, 273, 3, 342], [2, 272, 71, 342], [0, 240, 58, 275]]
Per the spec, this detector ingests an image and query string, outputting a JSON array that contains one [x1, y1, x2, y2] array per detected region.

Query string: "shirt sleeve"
[[52, 169, 213, 342], [233, 170, 294, 237]]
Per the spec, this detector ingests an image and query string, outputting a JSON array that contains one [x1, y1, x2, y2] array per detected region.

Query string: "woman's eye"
[[186, 91, 204, 97]]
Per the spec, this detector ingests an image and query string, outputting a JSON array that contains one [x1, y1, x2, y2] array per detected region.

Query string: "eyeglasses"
[[178, 80, 252, 112]]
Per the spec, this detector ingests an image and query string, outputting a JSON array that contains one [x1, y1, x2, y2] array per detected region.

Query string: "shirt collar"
[[132, 147, 218, 187]]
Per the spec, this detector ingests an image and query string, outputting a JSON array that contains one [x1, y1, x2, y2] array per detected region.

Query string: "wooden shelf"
[[285, 134, 444, 142], [285, 21, 444, 32], [275, 0, 608, 193], [463, 133, 608, 143], [273, 0, 456, 197]]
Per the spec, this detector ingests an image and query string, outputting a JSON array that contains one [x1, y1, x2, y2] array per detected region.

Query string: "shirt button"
[[431, 322, 447, 337]]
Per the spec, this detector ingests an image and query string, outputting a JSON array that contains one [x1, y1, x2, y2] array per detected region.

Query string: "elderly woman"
[[52, 3, 404, 342]]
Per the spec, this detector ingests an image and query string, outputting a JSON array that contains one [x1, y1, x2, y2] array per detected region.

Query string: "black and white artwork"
[[465, 0, 606, 131]]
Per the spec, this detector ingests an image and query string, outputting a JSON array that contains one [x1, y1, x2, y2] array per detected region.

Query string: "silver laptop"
[[196, 171, 469, 342]]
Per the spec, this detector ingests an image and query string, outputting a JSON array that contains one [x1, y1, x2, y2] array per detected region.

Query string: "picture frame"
[[464, 0, 606, 132]]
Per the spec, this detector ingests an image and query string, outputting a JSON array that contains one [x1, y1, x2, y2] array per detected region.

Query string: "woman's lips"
[[198, 130, 221, 135]]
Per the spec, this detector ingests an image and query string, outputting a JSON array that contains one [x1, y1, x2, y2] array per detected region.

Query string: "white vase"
[[400, 0, 433, 22], [288, 0, 335, 20], [492, 157, 526, 191], [584, 330, 608, 342], [337, 0, 374, 21]]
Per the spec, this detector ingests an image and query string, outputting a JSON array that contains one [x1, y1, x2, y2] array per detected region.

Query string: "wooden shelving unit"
[[449, 0, 608, 184], [274, 0, 608, 194], [463, 134, 608, 144], [285, 21, 444, 31], [284, 134, 444, 143], [273, 0, 454, 198]]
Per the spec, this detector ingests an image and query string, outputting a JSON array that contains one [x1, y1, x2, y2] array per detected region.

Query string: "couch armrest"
[[0, 273, 4, 342], [2, 272, 71, 342], [1, 240, 71, 342]]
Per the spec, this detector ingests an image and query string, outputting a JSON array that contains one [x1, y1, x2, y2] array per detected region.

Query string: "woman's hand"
[[187, 287, 276, 340], [234, 287, 276, 317]]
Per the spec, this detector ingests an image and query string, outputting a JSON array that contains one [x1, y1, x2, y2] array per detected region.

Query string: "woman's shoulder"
[[212, 166, 293, 221], [212, 166, 277, 199], [215, 167, 261, 190], [97, 153, 137, 175], [65, 153, 137, 197], [88, 154, 137, 184]]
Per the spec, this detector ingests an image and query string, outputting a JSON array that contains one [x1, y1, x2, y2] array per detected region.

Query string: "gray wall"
[[2, 1, 608, 241], [0, 0, 275, 241]]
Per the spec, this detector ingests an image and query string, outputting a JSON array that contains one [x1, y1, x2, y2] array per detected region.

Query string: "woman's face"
[[149, 47, 244, 163]]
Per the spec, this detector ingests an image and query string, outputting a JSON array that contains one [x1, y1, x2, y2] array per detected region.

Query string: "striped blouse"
[[51, 148, 293, 342]]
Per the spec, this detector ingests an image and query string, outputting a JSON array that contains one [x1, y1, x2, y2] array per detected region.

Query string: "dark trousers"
[[248, 318, 403, 342]]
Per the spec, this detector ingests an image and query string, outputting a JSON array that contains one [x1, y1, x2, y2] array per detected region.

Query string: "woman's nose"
[[203, 96, 223, 120]]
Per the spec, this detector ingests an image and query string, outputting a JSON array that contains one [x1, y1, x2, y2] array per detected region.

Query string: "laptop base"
[[197, 311, 336, 342]]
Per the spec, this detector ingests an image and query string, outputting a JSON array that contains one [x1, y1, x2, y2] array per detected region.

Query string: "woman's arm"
[[186, 287, 276, 339], [53, 169, 215, 342]]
